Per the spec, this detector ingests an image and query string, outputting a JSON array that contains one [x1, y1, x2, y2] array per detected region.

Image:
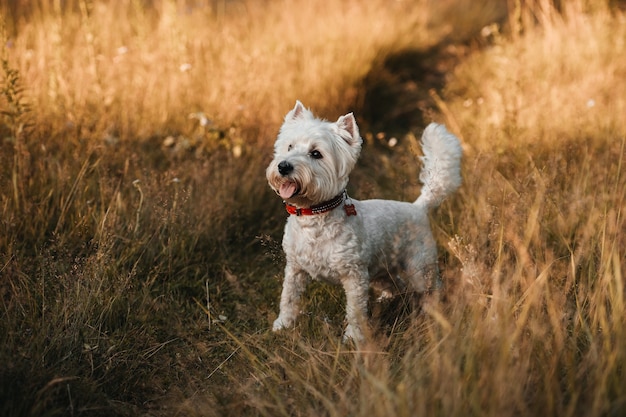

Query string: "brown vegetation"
[[1, 0, 624, 415]]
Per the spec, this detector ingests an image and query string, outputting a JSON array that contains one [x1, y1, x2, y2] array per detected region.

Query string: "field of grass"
[[1, 0, 625, 416]]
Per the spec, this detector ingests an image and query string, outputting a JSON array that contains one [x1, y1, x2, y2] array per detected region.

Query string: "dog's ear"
[[284, 100, 311, 122], [336, 113, 362, 146]]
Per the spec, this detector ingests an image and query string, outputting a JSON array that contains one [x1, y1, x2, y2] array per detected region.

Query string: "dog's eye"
[[287, 144, 293, 151], [309, 150, 323, 159]]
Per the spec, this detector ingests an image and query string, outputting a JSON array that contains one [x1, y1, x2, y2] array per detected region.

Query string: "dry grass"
[[1, 0, 625, 416], [443, 0, 626, 150], [2, 0, 450, 144]]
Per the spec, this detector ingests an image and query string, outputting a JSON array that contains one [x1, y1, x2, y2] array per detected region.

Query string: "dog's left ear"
[[284, 100, 313, 122], [336, 113, 362, 147]]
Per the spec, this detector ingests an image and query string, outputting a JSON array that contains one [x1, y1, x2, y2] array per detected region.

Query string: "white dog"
[[266, 101, 462, 342]]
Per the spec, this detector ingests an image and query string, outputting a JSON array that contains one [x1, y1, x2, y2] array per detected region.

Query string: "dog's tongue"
[[279, 182, 297, 199]]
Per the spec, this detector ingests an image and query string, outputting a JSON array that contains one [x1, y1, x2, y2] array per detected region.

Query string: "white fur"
[[266, 101, 462, 342]]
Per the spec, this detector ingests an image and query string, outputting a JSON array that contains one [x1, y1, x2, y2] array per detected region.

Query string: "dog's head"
[[266, 101, 362, 207]]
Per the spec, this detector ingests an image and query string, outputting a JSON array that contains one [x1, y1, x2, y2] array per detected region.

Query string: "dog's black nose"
[[278, 161, 294, 176]]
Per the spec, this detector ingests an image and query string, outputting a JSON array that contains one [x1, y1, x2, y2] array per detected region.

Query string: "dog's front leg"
[[341, 270, 369, 343], [272, 263, 308, 331]]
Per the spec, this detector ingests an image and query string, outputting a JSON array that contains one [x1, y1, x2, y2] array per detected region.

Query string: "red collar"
[[285, 191, 354, 216]]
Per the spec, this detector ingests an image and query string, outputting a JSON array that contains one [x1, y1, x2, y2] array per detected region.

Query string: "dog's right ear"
[[284, 100, 310, 122], [336, 113, 362, 147]]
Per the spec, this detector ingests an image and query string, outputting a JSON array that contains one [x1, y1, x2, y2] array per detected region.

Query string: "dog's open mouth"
[[279, 181, 300, 199]]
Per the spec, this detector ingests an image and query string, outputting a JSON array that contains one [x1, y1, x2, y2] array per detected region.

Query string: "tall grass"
[[2, 0, 454, 144], [444, 0, 626, 149], [1, 0, 625, 416]]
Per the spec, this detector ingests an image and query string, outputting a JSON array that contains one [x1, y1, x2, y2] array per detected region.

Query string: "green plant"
[[1, 27, 31, 211]]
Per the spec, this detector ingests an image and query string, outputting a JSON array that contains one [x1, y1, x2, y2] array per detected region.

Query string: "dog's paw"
[[342, 324, 364, 343], [375, 289, 394, 302], [272, 317, 293, 331]]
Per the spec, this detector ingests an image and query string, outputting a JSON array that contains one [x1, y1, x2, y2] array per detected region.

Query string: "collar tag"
[[343, 191, 357, 216], [344, 203, 357, 216]]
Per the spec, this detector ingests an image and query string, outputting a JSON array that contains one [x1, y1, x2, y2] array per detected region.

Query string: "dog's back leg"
[[404, 233, 441, 294]]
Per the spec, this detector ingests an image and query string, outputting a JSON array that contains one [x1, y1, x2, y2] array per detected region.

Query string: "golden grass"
[[3, 0, 448, 144], [443, 0, 626, 149], [1, 0, 625, 416]]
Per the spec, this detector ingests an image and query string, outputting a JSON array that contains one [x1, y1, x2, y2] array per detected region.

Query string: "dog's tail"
[[414, 123, 462, 210]]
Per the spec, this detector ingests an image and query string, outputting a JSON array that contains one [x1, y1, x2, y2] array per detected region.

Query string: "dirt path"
[[357, 42, 472, 135]]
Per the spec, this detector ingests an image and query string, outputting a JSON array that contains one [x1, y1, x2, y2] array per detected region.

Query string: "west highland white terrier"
[[266, 101, 462, 342]]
